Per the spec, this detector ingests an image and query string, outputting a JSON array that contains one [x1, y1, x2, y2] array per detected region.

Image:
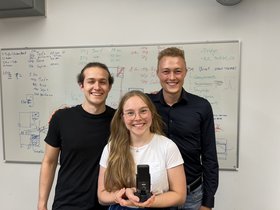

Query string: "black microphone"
[[134, 164, 152, 202]]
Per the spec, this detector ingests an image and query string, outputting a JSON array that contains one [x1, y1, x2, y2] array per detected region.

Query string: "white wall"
[[0, 0, 279, 209]]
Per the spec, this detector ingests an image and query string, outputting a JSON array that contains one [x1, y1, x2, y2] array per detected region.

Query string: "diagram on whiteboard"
[[18, 111, 47, 154]]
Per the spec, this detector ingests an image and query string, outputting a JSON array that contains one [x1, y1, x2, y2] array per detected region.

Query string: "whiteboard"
[[0, 41, 240, 170]]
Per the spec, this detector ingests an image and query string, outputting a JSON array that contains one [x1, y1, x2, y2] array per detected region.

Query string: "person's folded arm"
[[98, 166, 130, 206]]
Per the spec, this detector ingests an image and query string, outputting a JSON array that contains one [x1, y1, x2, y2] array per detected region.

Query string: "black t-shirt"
[[45, 105, 115, 210]]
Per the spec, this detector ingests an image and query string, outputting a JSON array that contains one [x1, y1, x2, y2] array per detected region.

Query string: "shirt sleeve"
[[201, 103, 219, 208], [99, 144, 110, 168], [44, 111, 61, 148]]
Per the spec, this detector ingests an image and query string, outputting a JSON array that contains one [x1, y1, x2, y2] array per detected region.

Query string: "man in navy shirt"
[[148, 47, 219, 210]]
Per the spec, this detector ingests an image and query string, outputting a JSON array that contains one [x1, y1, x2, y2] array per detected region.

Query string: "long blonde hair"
[[104, 90, 164, 191]]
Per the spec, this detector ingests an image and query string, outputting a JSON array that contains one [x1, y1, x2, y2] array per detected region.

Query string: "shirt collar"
[[156, 88, 189, 105]]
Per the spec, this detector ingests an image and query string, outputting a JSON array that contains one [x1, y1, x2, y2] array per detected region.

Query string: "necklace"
[[131, 133, 154, 153], [131, 145, 141, 153]]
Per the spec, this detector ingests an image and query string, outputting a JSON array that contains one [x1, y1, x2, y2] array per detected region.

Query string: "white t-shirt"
[[99, 134, 184, 195]]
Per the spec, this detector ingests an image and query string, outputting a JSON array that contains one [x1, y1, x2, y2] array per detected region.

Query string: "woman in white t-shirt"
[[98, 90, 186, 210]]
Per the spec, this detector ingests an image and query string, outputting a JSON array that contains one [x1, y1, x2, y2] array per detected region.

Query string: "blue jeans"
[[109, 204, 172, 210], [178, 184, 203, 210], [109, 205, 138, 210]]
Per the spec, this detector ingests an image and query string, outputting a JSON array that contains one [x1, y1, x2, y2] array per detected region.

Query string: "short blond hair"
[[157, 47, 186, 67]]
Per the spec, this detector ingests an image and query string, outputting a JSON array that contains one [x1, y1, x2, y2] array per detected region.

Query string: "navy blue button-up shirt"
[[148, 89, 219, 208]]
